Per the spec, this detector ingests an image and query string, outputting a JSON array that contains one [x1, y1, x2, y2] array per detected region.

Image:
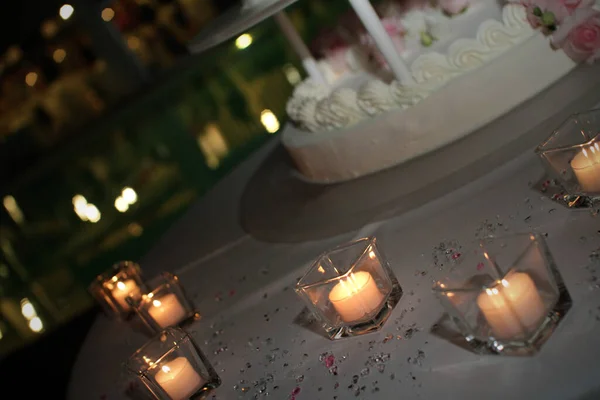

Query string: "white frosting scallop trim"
[[286, 4, 536, 133], [413, 4, 534, 83]]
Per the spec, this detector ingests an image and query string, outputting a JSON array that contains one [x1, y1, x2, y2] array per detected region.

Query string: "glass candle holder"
[[432, 233, 572, 356], [89, 261, 146, 320], [132, 272, 199, 333], [127, 328, 220, 400], [295, 237, 402, 340], [536, 108, 600, 197]]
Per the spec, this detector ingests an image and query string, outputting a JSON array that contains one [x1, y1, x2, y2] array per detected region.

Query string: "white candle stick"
[[348, 0, 414, 85], [274, 11, 327, 85]]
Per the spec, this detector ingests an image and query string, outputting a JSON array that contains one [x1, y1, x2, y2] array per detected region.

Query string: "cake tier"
[[282, 32, 578, 183]]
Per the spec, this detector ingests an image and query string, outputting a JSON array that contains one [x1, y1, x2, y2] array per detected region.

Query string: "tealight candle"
[[477, 271, 546, 339], [155, 357, 205, 400], [148, 293, 187, 329], [572, 143, 600, 193], [111, 279, 141, 311], [329, 271, 385, 323]]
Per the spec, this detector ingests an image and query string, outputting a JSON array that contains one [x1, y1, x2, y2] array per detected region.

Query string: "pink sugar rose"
[[560, 15, 600, 62], [518, 0, 594, 29], [382, 17, 405, 37], [439, 0, 470, 15]]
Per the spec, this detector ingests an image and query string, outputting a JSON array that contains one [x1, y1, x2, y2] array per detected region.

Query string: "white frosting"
[[400, 9, 429, 36], [282, 31, 581, 182], [390, 81, 436, 108], [292, 79, 331, 102], [427, 14, 449, 40], [413, 4, 534, 83], [286, 95, 305, 122], [286, 97, 321, 133], [411, 53, 462, 84], [401, 9, 447, 40], [315, 88, 366, 131], [286, 4, 539, 133], [296, 99, 321, 133], [282, 3, 584, 182], [357, 80, 397, 116]]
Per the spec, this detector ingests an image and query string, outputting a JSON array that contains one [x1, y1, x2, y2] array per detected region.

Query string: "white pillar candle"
[[329, 271, 385, 323], [571, 143, 600, 193], [148, 293, 187, 329], [155, 357, 204, 400], [111, 279, 141, 311], [477, 272, 546, 340]]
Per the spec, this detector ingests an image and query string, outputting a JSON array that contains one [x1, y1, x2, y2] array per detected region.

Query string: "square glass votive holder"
[[536, 108, 600, 198], [89, 261, 146, 320], [132, 272, 199, 333], [295, 237, 402, 340], [127, 328, 220, 400], [432, 233, 572, 356]]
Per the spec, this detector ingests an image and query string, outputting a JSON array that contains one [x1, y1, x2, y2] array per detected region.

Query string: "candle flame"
[[116, 281, 126, 291], [483, 252, 490, 261], [501, 279, 510, 287], [582, 148, 588, 158], [317, 266, 325, 274], [485, 288, 494, 295], [492, 288, 499, 295], [446, 292, 454, 298], [152, 300, 162, 308], [147, 293, 154, 299], [162, 365, 171, 374]]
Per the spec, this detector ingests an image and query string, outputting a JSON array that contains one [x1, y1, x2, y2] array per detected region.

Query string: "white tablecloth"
[[68, 91, 600, 399]]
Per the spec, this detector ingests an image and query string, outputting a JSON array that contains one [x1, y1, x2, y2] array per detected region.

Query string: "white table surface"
[[68, 91, 600, 399]]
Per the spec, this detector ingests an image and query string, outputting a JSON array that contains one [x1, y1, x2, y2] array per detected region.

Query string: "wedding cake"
[[282, 0, 600, 183]]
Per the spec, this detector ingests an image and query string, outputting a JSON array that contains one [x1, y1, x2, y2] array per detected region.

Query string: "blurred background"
[[0, 0, 356, 372]]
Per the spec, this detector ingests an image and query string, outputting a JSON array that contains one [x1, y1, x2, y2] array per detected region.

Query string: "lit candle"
[[571, 143, 600, 193], [155, 357, 205, 400], [148, 293, 187, 329], [329, 271, 385, 323], [477, 272, 546, 340], [111, 279, 141, 311]]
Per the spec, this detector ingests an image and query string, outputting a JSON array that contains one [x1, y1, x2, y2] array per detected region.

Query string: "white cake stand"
[[188, 0, 414, 85]]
